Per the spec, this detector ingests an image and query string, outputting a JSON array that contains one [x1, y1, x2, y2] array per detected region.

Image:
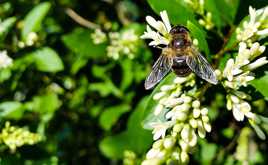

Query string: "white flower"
[[223, 59, 242, 81], [160, 11, 171, 33], [232, 101, 255, 121], [237, 7, 260, 41], [0, 51, 13, 69], [151, 121, 174, 140], [107, 29, 139, 60], [146, 148, 161, 159], [236, 6, 268, 42], [26, 32, 38, 46], [141, 10, 171, 47], [91, 29, 107, 44], [246, 57, 268, 70]]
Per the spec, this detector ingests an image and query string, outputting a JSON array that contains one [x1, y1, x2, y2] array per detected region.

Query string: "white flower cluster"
[[91, 28, 107, 44], [0, 50, 13, 69], [142, 75, 212, 165], [0, 122, 42, 152], [90, 27, 140, 60], [140, 10, 171, 47], [18, 32, 38, 48], [221, 6, 268, 122], [107, 29, 140, 60], [236, 6, 268, 42]]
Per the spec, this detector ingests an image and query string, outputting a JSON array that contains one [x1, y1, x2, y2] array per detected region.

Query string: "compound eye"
[[179, 27, 187, 33]]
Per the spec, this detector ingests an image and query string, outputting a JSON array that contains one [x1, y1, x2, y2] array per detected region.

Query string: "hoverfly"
[[145, 25, 218, 90]]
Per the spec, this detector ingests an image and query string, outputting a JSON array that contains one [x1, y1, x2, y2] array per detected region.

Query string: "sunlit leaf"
[[32, 47, 64, 72], [0, 101, 24, 120], [29, 93, 61, 114], [147, 0, 196, 25], [200, 140, 218, 164], [62, 28, 107, 58], [0, 17, 16, 41], [21, 2, 51, 40], [250, 73, 268, 100], [100, 97, 152, 159]]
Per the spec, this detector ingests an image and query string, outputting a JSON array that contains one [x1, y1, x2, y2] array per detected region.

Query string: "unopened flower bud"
[[173, 124, 183, 133], [153, 92, 166, 100], [153, 139, 163, 149], [179, 140, 188, 151], [181, 125, 190, 142], [188, 129, 197, 146], [202, 116, 209, 123], [163, 137, 175, 149], [197, 120, 206, 138], [200, 108, 208, 115], [161, 85, 175, 91], [192, 100, 200, 108], [180, 151, 189, 163], [203, 122, 212, 132], [189, 118, 198, 128], [154, 104, 164, 115], [193, 108, 201, 118]]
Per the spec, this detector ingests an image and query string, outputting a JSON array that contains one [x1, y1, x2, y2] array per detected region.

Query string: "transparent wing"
[[145, 54, 173, 90], [186, 48, 218, 84]]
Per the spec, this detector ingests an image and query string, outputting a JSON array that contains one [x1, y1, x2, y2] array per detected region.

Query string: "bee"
[[145, 25, 218, 90]]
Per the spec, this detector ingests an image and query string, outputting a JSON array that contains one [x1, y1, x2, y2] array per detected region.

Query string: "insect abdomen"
[[172, 56, 191, 77]]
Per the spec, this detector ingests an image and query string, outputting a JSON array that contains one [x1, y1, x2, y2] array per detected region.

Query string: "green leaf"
[[142, 73, 176, 128], [147, 0, 196, 25], [222, 128, 234, 139], [126, 97, 153, 154], [214, 0, 240, 25], [250, 73, 268, 100], [99, 132, 130, 159], [62, 28, 107, 59], [0, 101, 24, 120], [32, 47, 64, 72], [29, 93, 61, 114], [120, 59, 134, 90], [187, 21, 210, 56], [100, 97, 152, 159], [99, 104, 130, 131], [21, 2, 51, 40], [89, 80, 122, 98], [204, 0, 224, 28], [0, 17, 16, 41], [200, 140, 218, 164]]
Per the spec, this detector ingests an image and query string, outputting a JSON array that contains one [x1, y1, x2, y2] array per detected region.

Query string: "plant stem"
[[65, 8, 100, 29]]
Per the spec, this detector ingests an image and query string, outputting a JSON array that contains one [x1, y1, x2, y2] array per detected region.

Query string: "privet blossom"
[[0, 50, 13, 69], [220, 6, 268, 122], [91, 27, 141, 60], [142, 75, 211, 164]]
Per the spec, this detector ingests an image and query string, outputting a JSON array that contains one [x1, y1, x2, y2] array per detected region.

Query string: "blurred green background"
[[0, 0, 268, 164]]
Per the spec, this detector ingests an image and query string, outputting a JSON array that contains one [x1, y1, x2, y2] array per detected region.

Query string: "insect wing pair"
[[144, 47, 218, 90]]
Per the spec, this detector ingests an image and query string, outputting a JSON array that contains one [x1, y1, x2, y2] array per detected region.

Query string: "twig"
[[213, 27, 238, 68], [65, 8, 100, 29]]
